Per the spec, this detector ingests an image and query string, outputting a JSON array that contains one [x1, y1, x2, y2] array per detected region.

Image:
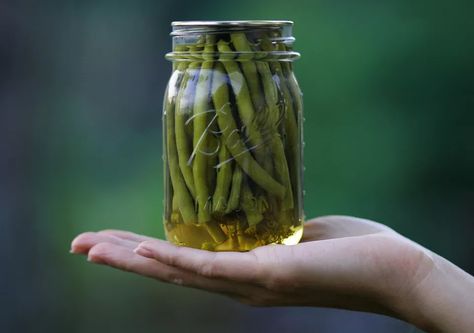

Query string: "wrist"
[[399, 252, 474, 332]]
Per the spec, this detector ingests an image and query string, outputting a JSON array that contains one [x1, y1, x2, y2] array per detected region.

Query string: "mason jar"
[[162, 20, 303, 251]]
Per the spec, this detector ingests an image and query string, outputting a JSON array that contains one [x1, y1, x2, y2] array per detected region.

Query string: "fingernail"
[[134, 246, 154, 258], [87, 255, 100, 264]]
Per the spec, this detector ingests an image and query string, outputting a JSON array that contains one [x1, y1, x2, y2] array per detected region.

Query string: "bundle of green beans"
[[164, 30, 303, 251]]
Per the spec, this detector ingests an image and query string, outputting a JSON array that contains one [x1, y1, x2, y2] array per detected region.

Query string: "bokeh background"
[[1, 0, 473, 332]]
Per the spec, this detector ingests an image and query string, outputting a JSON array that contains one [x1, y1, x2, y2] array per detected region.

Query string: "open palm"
[[71, 215, 433, 319]]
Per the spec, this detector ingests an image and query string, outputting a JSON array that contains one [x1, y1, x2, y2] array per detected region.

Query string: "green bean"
[[192, 59, 214, 223], [175, 62, 199, 198], [269, 136, 294, 210], [230, 32, 276, 219], [256, 61, 294, 209], [278, 68, 299, 198], [230, 33, 274, 177], [212, 141, 233, 214], [203, 34, 216, 60], [228, 223, 239, 250], [204, 220, 227, 244], [230, 33, 266, 113], [211, 62, 286, 198], [172, 191, 179, 211], [188, 35, 205, 60], [255, 61, 281, 127], [191, 35, 228, 242], [207, 50, 220, 195], [277, 43, 303, 120], [165, 63, 196, 224], [226, 164, 243, 213], [279, 44, 303, 211], [240, 181, 264, 226], [216, 40, 267, 162], [172, 45, 187, 70], [207, 129, 218, 194], [261, 38, 299, 198]]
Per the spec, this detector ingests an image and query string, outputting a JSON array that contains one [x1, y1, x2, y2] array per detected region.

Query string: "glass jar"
[[162, 20, 304, 251]]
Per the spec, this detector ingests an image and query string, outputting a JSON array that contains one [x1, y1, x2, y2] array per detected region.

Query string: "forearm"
[[401, 253, 474, 332]]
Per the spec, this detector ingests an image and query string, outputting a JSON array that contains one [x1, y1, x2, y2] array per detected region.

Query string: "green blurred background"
[[1, 0, 473, 332]]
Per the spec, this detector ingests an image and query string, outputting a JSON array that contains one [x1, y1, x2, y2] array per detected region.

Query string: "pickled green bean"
[[212, 141, 233, 214], [175, 62, 199, 198], [256, 61, 294, 209], [211, 62, 286, 198], [240, 181, 264, 227], [261, 38, 299, 197], [192, 60, 214, 223], [226, 164, 243, 213], [165, 64, 196, 224], [229, 33, 274, 177], [216, 40, 268, 162], [230, 33, 266, 113]]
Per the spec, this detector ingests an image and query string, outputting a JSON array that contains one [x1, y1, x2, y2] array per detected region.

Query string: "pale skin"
[[70, 216, 474, 333]]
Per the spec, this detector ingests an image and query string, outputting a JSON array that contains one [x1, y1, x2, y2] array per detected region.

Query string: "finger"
[[88, 242, 265, 299], [97, 229, 157, 243], [88, 242, 189, 282], [302, 215, 393, 242], [134, 240, 265, 283], [71, 232, 139, 254]]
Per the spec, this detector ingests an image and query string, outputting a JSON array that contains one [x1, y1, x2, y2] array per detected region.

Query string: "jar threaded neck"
[[167, 20, 299, 62]]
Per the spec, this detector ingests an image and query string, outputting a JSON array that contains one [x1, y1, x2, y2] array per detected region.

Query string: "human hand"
[[70, 216, 474, 333]]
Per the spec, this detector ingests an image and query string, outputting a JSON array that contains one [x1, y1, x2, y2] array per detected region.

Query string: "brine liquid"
[[164, 213, 303, 251]]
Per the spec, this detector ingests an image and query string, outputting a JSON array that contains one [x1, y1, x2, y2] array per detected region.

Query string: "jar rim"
[[171, 21, 294, 36], [171, 20, 293, 28]]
